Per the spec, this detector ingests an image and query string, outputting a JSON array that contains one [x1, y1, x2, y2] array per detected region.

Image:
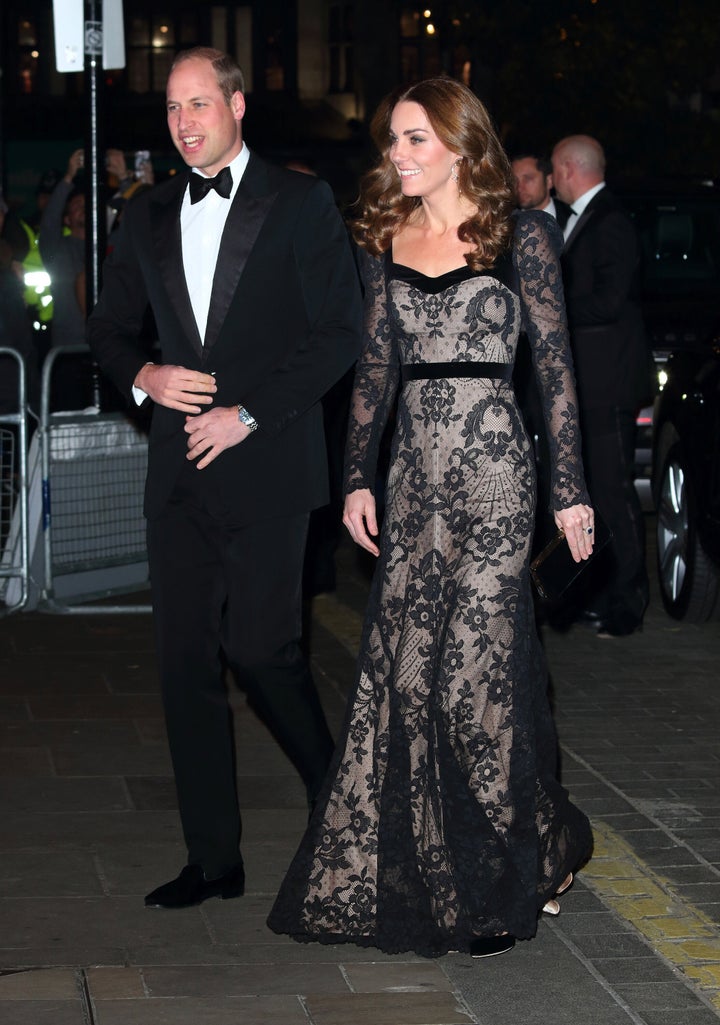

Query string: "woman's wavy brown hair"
[[350, 77, 515, 271]]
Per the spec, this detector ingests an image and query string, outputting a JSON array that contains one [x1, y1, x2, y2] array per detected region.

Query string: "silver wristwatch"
[[237, 404, 258, 432]]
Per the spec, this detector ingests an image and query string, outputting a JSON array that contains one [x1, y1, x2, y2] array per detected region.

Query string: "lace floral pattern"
[[268, 211, 592, 957]]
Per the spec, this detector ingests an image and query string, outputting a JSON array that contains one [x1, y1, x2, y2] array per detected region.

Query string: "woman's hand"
[[343, 489, 380, 556], [553, 503, 595, 563]]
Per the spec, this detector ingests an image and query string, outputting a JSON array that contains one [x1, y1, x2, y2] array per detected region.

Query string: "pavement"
[[1, 519, 720, 1025]]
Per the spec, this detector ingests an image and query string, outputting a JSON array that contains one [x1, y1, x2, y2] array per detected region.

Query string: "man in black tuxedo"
[[88, 47, 361, 908], [551, 135, 652, 636]]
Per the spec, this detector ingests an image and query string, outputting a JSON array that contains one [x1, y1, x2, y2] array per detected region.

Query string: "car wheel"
[[656, 443, 719, 621]]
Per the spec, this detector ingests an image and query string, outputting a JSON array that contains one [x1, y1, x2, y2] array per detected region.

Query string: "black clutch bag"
[[530, 514, 612, 602]]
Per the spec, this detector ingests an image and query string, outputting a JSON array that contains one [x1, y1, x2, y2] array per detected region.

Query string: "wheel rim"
[[657, 459, 689, 603]]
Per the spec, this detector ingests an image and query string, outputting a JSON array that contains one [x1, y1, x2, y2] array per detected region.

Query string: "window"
[[329, 2, 354, 93], [17, 19, 39, 93], [126, 12, 180, 93]]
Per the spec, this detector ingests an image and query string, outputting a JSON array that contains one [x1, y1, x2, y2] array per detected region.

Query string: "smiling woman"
[[269, 76, 595, 960]]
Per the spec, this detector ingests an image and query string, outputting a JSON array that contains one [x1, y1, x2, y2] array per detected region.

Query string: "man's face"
[[65, 195, 85, 237], [166, 58, 245, 177], [512, 158, 551, 210]]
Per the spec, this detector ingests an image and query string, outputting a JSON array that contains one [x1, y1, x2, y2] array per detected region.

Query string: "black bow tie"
[[189, 166, 233, 204]]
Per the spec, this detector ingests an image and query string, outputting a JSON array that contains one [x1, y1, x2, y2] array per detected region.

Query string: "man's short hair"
[[170, 47, 245, 104], [511, 153, 552, 177]]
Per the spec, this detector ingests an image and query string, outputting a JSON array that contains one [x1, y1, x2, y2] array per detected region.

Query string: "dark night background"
[[0, 0, 718, 211]]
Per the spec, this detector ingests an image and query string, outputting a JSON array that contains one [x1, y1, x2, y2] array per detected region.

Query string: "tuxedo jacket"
[[88, 154, 362, 523], [560, 187, 653, 412]]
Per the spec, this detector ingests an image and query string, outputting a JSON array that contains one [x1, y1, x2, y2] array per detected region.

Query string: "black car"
[[616, 179, 720, 507], [652, 340, 720, 621]]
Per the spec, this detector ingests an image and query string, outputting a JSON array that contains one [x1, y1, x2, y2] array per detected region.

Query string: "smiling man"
[[88, 47, 361, 909]]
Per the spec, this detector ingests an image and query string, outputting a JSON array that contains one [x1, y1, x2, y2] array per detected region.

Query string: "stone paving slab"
[[92, 994, 309, 1025], [342, 961, 453, 993], [0, 1002, 87, 1025], [303, 991, 474, 1025], [0, 968, 80, 998]]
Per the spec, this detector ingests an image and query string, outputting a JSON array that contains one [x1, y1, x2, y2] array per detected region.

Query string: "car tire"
[[656, 443, 720, 621]]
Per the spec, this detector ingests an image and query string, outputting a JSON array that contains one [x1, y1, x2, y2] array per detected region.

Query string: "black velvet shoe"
[[144, 863, 245, 909], [469, 935, 515, 958]]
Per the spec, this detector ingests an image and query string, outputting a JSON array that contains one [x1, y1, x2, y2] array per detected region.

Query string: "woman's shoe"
[[542, 872, 574, 916], [469, 935, 515, 958]]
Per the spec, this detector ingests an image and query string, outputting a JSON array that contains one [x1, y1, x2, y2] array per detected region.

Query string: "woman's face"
[[388, 101, 460, 199]]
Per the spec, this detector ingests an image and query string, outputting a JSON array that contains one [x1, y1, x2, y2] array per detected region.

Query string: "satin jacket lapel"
[[151, 174, 204, 358], [203, 164, 278, 357], [563, 195, 601, 253]]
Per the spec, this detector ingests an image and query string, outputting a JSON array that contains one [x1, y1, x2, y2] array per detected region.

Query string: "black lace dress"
[[268, 211, 593, 957]]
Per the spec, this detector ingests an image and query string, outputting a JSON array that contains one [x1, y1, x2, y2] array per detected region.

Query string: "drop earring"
[[451, 159, 461, 184]]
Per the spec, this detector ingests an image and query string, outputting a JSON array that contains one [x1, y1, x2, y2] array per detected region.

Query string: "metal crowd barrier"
[[0, 348, 29, 614], [35, 345, 152, 613], [2, 344, 152, 614]]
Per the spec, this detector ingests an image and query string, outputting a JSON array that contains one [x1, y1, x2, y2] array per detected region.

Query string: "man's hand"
[[185, 406, 251, 469], [134, 364, 216, 413], [65, 149, 84, 184]]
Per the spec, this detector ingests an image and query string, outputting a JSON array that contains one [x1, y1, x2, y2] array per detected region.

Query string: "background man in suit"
[[88, 47, 361, 908], [511, 153, 571, 229], [551, 134, 652, 637]]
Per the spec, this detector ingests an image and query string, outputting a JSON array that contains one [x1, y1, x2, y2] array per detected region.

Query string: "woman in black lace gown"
[[268, 78, 594, 958]]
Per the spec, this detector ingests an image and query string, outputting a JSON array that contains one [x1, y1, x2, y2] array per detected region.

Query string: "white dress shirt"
[[563, 182, 605, 241], [182, 146, 250, 341], [133, 146, 250, 404], [542, 197, 558, 220]]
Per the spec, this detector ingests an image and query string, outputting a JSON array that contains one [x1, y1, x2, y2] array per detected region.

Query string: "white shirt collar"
[[571, 181, 605, 217]]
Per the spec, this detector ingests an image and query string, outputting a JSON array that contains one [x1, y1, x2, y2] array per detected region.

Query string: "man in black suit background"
[[551, 135, 652, 637], [511, 152, 572, 230], [88, 47, 361, 908]]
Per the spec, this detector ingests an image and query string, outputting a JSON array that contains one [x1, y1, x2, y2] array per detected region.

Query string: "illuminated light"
[[160, 24, 169, 33], [41, 295, 53, 308], [658, 369, 668, 388], [31, 50, 39, 59], [24, 271, 51, 288], [423, 8, 432, 16], [426, 22, 436, 34], [452, 19, 460, 26], [560, 27, 567, 40]]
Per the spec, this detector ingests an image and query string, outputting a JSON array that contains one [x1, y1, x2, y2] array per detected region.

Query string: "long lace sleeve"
[[343, 247, 400, 495], [514, 211, 590, 510]]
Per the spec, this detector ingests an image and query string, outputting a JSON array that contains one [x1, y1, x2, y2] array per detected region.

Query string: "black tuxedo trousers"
[[147, 475, 335, 878]]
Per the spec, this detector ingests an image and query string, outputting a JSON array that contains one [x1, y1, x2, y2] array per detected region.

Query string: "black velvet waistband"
[[401, 361, 513, 383]]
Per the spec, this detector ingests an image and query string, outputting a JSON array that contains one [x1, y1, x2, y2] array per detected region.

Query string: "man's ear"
[[231, 91, 246, 123]]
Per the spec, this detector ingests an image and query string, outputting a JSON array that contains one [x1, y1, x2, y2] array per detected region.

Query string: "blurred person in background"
[[551, 134, 652, 637], [105, 148, 155, 236], [511, 152, 571, 228]]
